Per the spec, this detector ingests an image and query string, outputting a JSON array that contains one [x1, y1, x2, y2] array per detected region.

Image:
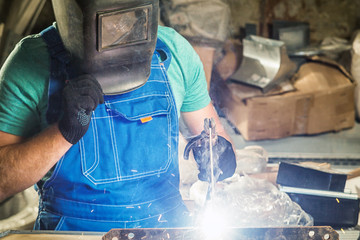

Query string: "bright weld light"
[[199, 203, 230, 240]]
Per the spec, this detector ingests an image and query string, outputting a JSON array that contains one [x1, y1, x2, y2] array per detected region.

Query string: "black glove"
[[184, 132, 236, 182], [58, 74, 104, 144]]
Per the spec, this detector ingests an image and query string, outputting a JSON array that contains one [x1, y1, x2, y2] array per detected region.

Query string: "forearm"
[[182, 103, 233, 143], [0, 124, 72, 201], [182, 103, 237, 182]]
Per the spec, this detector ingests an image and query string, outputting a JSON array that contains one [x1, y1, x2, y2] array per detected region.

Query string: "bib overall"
[[35, 26, 190, 231]]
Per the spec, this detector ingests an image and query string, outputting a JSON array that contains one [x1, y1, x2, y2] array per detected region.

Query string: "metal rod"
[[209, 119, 215, 199]]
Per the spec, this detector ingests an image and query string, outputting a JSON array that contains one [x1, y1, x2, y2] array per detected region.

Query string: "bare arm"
[[0, 124, 72, 202], [181, 102, 233, 144]]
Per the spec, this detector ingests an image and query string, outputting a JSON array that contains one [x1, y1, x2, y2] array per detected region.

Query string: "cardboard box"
[[220, 58, 355, 140]]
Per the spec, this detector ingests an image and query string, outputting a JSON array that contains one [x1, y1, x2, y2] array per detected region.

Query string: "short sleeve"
[[0, 35, 49, 137], [157, 26, 211, 114]]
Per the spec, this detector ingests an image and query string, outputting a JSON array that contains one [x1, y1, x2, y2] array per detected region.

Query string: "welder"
[[0, 0, 236, 232]]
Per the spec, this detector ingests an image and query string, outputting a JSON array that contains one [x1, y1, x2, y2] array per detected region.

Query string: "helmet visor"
[[99, 4, 151, 51]]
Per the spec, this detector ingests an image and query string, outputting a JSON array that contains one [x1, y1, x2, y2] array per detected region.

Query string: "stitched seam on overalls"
[[108, 93, 168, 103], [82, 116, 94, 175], [54, 216, 65, 230], [83, 112, 121, 184], [44, 37, 179, 204], [93, 113, 101, 177], [106, 95, 170, 120], [84, 114, 121, 183], [109, 110, 121, 181], [159, 63, 178, 169], [83, 113, 107, 179], [79, 138, 88, 175], [116, 92, 172, 179], [43, 155, 65, 188]]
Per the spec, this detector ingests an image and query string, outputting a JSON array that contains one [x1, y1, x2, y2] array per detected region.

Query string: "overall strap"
[[155, 38, 172, 70], [40, 26, 70, 124]]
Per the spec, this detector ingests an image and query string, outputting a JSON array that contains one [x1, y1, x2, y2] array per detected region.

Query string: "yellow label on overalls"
[[140, 116, 153, 123]]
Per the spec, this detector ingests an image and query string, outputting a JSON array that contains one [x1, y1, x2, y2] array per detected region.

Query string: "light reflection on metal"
[[229, 35, 297, 93], [206, 118, 216, 201], [198, 202, 230, 240]]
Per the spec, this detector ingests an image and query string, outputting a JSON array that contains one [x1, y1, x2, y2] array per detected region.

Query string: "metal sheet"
[[102, 226, 339, 240], [0, 227, 339, 240], [229, 35, 297, 93]]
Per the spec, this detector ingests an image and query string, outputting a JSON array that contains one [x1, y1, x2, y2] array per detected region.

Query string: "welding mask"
[[51, 0, 159, 95]]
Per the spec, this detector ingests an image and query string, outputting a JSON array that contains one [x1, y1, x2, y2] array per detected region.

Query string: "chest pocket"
[[79, 93, 173, 184]]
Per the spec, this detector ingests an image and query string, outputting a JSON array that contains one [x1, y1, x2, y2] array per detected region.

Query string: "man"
[[0, 0, 236, 231]]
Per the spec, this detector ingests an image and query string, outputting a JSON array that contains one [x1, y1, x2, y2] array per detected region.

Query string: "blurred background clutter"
[[1, 0, 360, 238]]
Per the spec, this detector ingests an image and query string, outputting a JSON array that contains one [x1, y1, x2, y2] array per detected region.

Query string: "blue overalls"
[[35, 26, 190, 231]]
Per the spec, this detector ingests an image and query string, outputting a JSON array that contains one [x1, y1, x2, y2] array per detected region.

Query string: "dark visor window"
[[98, 5, 151, 51]]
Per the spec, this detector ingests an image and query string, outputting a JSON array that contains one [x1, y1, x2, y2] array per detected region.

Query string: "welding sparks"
[[158, 214, 167, 223], [198, 202, 231, 240]]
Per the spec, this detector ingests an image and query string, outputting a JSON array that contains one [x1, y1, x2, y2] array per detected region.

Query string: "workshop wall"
[[1, 0, 360, 64], [226, 0, 360, 43], [15, 0, 360, 42]]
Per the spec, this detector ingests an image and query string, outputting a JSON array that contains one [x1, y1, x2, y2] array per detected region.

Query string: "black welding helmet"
[[51, 0, 159, 95]]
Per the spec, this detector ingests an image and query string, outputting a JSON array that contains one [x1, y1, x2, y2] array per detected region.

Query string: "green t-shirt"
[[0, 24, 210, 138]]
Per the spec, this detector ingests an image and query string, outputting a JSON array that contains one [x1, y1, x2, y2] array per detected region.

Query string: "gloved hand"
[[184, 132, 236, 182], [58, 74, 104, 144]]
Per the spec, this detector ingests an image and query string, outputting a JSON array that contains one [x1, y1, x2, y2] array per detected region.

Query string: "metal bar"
[[102, 226, 339, 240], [208, 119, 215, 200]]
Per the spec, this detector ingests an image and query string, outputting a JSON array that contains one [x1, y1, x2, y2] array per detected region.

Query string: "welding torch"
[[184, 118, 223, 201]]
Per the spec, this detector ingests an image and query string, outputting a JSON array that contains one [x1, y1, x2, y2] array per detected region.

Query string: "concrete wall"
[[18, 0, 360, 44], [1, 0, 360, 63], [226, 0, 360, 43], [32, 0, 360, 43]]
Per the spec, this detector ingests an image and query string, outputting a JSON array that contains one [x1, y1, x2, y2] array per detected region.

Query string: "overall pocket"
[[80, 93, 173, 184]]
